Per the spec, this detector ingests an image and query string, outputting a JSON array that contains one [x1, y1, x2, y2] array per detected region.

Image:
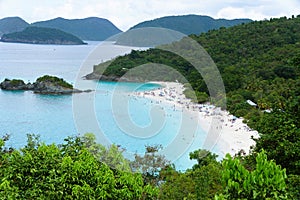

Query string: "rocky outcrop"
[[33, 81, 82, 94], [0, 79, 33, 90], [0, 76, 92, 94], [84, 73, 102, 80], [84, 73, 122, 81], [84, 72, 144, 82]]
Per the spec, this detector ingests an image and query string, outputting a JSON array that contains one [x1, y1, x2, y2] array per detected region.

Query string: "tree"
[[159, 149, 222, 199], [159, 166, 196, 200], [81, 133, 131, 172], [189, 149, 219, 169], [193, 163, 223, 199], [0, 135, 158, 199], [189, 149, 222, 199], [215, 150, 289, 199], [130, 145, 171, 186], [252, 110, 300, 175]]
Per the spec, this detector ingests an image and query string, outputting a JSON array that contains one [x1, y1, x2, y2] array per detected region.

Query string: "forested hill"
[[92, 16, 300, 114], [0, 17, 29, 36], [0, 26, 86, 45], [90, 16, 300, 189], [129, 14, 252, 35], [32, 17, 122, 41]]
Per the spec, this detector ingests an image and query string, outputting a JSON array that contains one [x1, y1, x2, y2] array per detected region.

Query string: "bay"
[[0, 41, 218, 170]]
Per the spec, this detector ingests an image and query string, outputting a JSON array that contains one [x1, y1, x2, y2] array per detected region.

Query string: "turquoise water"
[[0, 41, 218, 170], [0, 82, 160, 148]]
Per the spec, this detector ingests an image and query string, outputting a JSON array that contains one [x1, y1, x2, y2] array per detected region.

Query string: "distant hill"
[[115, 27, 186, 47], [0, 26, 86, 45], [32, 17, 122, 41], [0, 17, 29, 37], [129, 14, 252, 35], [115, 15, 252, 47]]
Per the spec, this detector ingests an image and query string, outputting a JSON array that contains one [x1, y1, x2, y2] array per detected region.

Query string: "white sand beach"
[[131, 81, 260, 157]]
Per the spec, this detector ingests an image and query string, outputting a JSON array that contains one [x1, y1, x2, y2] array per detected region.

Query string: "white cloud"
[[217, 0, 300, 20], [217, 6, 268, 20], [1, 0, 300, 31]]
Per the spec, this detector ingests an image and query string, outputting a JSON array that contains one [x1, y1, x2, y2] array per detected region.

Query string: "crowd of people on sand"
[[128, 81, 260, 156]]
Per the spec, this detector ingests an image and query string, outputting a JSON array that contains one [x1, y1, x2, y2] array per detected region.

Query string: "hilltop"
[[115, 14, 251, 46], [0, 26, 86, 45], [0, 17, 29, 36], [0, 15, 250, 44], [32, 17, 122, 41], [129, 14, 251, 35]]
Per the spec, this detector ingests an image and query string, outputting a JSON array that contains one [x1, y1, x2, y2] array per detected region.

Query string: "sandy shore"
[[132, 81, 259, 157]]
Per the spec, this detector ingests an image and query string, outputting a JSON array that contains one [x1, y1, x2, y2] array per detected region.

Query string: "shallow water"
[[0, 41, 219, 170]]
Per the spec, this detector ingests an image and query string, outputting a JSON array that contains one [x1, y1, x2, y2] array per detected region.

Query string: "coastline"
[[132, 81, 259, 157]]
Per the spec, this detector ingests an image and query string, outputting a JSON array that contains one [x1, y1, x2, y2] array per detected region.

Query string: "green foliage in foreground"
[[159, 150, 223, 199], [0, 134, 158, 199], [159, 149, 292, 199], [0, 134, 297, 199], [81, 133, 131, 172], [36, 75, 73, 89], [215, 150, 288, 199]]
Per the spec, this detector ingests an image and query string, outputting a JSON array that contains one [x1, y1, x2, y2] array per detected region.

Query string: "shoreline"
[[132, 81, 259, 157]]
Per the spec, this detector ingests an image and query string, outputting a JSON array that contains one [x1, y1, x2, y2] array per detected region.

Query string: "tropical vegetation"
[[0, 134, 158, 199], [1, 15, 299, 198], [0, 133, 295, 199], [89, 15, 300, 198], [36, 75, 73, 89]]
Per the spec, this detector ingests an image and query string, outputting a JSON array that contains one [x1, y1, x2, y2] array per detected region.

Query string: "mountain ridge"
[[115, 14, 252, 46], [32, 17, 122, 41], [0, 15, 252, 42], [129, 14, 252, 35], [0, 17, 29, 36]]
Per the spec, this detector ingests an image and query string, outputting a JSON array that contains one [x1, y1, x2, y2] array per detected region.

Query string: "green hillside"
[[0, 17, 29, 36], [115, 15, 252, 47], [129, 14, 252, 35], [91, 16, 300, 193], [94, 16, 300, 114], [32, 17, 122, 41], [0, 26, 86, 45]]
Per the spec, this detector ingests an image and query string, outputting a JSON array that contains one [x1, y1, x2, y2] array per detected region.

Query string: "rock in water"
[[0, 79, 33, 90], [0, 76, 92, 94]]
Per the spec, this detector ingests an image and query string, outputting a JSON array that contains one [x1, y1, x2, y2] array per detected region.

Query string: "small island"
[[0, 75, 92, 94], [0, 26, 86, 45]]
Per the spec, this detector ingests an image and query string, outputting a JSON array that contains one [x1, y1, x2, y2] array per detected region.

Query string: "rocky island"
[[0, 26, 86, 45], [0, 75, 92, 94]]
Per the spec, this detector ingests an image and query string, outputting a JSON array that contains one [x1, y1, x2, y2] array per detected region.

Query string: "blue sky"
[[0, 0, 300, 31]]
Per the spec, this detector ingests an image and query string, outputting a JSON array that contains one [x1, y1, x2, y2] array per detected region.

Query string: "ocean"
[[0, 41, 218, 170]]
